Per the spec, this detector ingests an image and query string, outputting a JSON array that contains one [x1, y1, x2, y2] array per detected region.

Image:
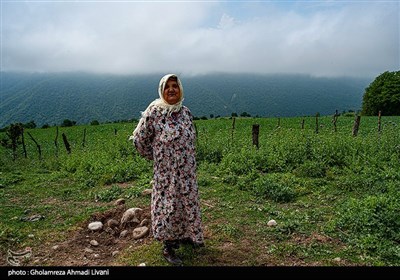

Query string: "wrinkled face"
[[162, 78, 181, 105]]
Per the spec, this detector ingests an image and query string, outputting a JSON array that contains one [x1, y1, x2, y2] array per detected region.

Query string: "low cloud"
[[2, 1, 399, 77]]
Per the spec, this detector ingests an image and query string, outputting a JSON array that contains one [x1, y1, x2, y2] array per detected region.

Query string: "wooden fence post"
[[82, 128, 86, 147], [54, 126, 59, 157], [231, 117, 236, 143], [301, 118, 305, 130], [352, 115, 361, 137], [62, 133, 71, 154], [332, 110, 339, 132], [378, 110, 382, 134], [315, 113, 319, 134], [21, 127, 27, 158], [252, 124, 260, 149], [27, 132, 42, 160]]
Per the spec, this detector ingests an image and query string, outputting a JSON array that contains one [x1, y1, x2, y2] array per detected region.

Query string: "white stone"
[[88, 221, 103, 231], [267, 219, 277, 226], [90, 240, 99, 246]]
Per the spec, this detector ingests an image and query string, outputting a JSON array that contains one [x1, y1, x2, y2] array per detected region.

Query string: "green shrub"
[[253, 174, 297, 203]]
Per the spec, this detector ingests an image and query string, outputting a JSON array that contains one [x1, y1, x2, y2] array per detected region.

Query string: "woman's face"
[[163, 78, 181, 105]]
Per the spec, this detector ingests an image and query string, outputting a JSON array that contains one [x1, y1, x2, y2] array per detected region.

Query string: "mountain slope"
[[0, 72, 371, 127]]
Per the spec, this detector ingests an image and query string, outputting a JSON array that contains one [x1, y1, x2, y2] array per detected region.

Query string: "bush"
[[253, 174, 297, 203]]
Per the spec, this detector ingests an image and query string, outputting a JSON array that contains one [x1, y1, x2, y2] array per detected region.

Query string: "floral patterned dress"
[[133, 105, 204, 244]]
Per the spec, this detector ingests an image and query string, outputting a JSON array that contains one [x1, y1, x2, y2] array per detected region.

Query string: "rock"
[[121, 208, 143, 226], [52, 245, 59, 250], [20, 214, 45, 222], [333, 257, 341, 262], [84, 248, 94, 253], [132, 226, 149, 240], [88, 221, 103, 231], [115, 198, 125, 206], [119, 230, 129, 238], [142, 189, 152, 196], [90, 240, 99, 246], [107, 219, 119, 228], [112, 251, 119, 257], [140, 218, 150, 227], [138, 263, 146, 266], [267, 219, 277, 227]]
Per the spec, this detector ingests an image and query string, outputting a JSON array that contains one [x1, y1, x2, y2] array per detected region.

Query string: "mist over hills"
[[0, 72, 371, 128]]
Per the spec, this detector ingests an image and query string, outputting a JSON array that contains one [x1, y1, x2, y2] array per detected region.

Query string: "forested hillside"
[[0, 72, 371, 128]]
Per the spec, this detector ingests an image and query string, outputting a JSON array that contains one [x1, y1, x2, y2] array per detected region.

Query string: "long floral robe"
[[133, 105, 204, 244]]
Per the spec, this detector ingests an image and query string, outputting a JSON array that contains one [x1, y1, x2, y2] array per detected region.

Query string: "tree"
[[0, 123, 24, 160], [23, 120, 37, 129], [362, 71, 400, 116], [61, 119, 76, 127]]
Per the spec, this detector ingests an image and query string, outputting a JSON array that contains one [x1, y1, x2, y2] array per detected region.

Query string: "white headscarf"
[[130, 74, 184, 140]]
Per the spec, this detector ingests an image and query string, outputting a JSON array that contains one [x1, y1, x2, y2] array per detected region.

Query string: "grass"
[[1, 115, 400, 266]]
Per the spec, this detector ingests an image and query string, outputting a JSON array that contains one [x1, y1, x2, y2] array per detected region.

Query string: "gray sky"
[[2, 0, 399, 77]]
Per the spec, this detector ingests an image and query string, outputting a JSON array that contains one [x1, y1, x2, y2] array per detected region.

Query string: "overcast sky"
[[1, 0, 399, 78]]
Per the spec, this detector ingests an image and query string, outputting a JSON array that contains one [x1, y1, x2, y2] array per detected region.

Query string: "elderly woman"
[[130, 74, 204, 266]]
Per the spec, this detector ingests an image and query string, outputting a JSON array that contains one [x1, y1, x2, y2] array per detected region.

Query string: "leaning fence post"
[[62, 133, 71, 154], [252, 124, 260, 149], [27, 132, 42, 160]]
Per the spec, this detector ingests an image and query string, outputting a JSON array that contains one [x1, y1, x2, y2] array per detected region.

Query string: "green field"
[[1, 115, 399, 266]]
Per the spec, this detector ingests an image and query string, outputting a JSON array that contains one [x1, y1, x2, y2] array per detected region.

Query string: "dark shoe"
[[164, 240, 180, 250], [163, 248, 183, 266], [180, 238, 205, 249], [192, 242, 205, 249]]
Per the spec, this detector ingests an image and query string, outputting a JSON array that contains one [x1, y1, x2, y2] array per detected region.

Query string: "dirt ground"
[[1, 204, 153, 267]]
